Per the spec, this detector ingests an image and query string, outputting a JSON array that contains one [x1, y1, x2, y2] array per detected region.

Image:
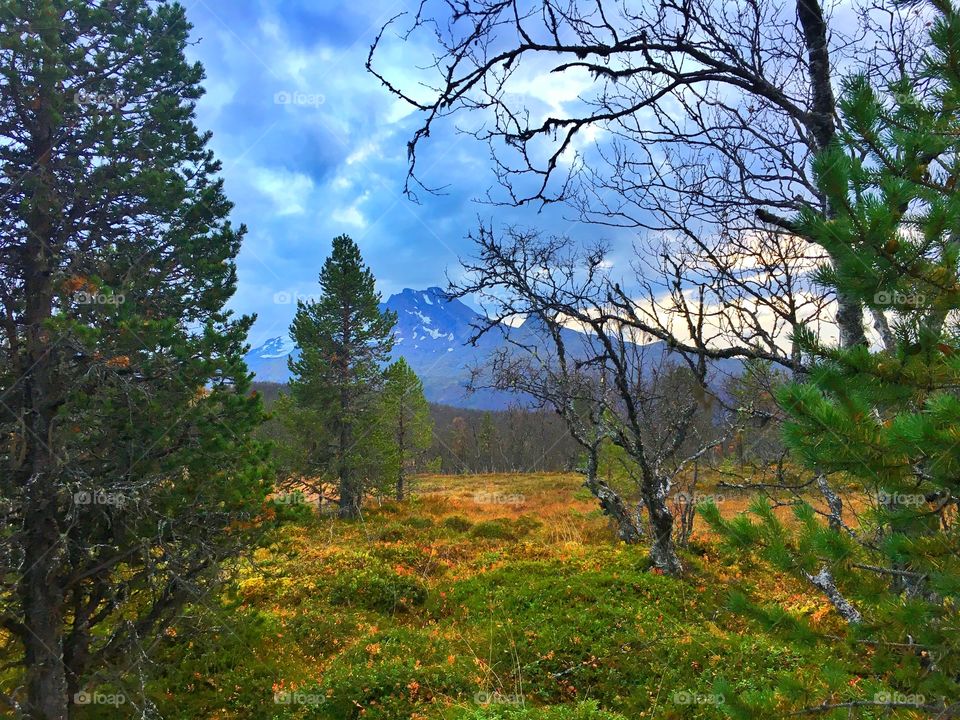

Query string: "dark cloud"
[[184, 0, 605, 344]]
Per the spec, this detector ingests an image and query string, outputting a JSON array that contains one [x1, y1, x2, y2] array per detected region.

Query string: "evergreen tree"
[[288, 235, 396, 518], [477, 411, 498, 472], [379, 358, 432, 500], [706, 1, 960, 712], [450, 416, 471, 473], [0, 3, 271, 718]]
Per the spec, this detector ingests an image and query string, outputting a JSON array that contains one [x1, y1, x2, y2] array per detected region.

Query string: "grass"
[[110, 472, 928, 719]]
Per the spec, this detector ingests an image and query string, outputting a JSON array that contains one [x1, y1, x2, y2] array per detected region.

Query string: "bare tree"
[[368, 0, 929, 359], [454, 226, 729, 573]]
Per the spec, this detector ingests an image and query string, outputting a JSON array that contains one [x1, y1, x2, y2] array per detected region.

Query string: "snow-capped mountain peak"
[[244, 287, 501, 406], [255, 336, 297, 359], [243, 286, 732, 409]]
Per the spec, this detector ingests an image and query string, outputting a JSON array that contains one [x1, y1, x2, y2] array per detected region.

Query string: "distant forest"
[[252, 382, 580, 474]]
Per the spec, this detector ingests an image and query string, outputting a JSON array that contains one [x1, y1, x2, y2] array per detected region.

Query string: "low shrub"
[[442, 515, 473, 532], [305, 626, 475, 720], [268, 497, 315, 525], [328, 566, 427, 614], [513, 515, 542, 537], [471, 519, 516, 541], [453, 700, 630, 720], [403, 515, 434, 529], [373, 523, 405, 542]]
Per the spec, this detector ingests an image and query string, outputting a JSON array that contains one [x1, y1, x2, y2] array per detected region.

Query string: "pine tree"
[[288, 235, 396, 518], [706, 1, 960, 712], [379, 358, 432, 500], [0, 3, 271, 717], [477, 411, 498, 472]]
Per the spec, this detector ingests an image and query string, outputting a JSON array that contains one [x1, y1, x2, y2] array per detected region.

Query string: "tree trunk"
[[643, 480, 683, 575], [805, 567, 862, 624], [20, 16, 69, 713], [797, 0, 867, 349], [21, 485, 68, 720], [835, 290, 867, 348], [817, 474, 844, 532], [337, 383, 360, 518], [396, 403, 405, 501], [337, 307, 360, 519], [337, 428, 360, 519], [581, 446, 642, 544]]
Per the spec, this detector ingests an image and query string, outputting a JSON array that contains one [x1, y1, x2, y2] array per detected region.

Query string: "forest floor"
[[136, 472, 921, 720]]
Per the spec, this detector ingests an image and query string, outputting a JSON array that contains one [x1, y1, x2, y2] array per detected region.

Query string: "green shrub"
[[269, 496, 315, 525], [328, 566, 427, 613], [402, 515, 434, 529], [471, 519, 516, 541], [373, 523, 405, 542], [513, 515, 542, 537], [572, 486, 595, 502], [453, 700, 629, 720], [443, 515, 473, 532], [305, 626, 475, 719]]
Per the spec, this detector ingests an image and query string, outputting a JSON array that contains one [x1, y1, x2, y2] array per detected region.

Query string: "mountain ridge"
[[244, 286, 740, 409], [245, 287, 522, 408]]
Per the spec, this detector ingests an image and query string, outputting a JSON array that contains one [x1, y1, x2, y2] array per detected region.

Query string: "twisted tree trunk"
[[581, 447, 642, 544]]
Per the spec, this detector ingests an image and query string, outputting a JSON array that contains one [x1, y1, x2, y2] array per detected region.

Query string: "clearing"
[[141, 473, 916, 719]]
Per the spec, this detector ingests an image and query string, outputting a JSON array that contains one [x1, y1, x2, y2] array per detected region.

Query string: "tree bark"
[[338, 305, 360, 519], [797, 0, 867, 348], [337, 412, 359, 519], [395, 404, 406, 501], [20, 11, 69, 711], [805, 567, 862, 624], [21, 481, 68, 720], [581, 446, 642, 544], [643, 478, 683, 575], [816, 474, 844, 532]]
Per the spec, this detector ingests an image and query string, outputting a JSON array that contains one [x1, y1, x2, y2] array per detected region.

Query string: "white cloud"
[[331, 191, 371, 228], [198, 77, 238, 120], [258, 18, 281, 41], [250, 167, 315, 216]]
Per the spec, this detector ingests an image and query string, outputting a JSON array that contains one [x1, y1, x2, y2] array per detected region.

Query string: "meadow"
[[63, 472, 920, 720]]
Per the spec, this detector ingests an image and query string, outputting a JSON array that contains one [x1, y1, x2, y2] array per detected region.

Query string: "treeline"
[[254, 383, 581, 475]]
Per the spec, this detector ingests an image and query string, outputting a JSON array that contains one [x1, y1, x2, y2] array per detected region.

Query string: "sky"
[[183, 0, 598, 346]]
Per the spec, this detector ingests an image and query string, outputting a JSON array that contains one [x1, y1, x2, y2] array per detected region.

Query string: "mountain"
[[243, 286, 740, 409], [245, 287, 515, 408]]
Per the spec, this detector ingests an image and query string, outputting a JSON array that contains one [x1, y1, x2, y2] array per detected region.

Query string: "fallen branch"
[[804, 567, 862, 624]]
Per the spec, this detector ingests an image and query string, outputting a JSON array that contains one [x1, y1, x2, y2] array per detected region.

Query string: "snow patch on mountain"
[[257, 336, 297, 359], [243, 285, 738, 409]]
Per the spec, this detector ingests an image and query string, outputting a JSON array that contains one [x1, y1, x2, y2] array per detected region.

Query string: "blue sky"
[[183, 0, 601, 345]]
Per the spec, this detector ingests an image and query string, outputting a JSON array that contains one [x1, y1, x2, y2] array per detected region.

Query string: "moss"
[[328, 566, 427, 614], [471, 519, 517, 540], [442, 515, 474, 532], [403, 515, 435, 529]]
